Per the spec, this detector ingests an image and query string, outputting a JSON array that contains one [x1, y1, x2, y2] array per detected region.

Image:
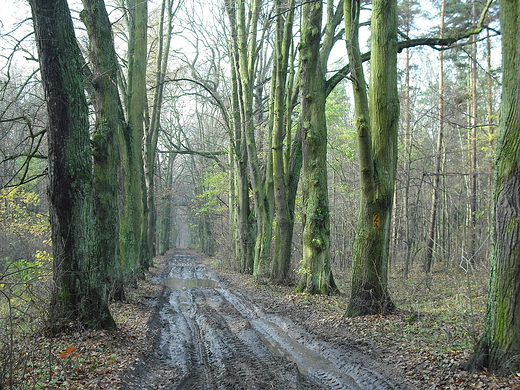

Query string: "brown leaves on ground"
[[331, 311, 519, 389], [4, 257, 166, 390]]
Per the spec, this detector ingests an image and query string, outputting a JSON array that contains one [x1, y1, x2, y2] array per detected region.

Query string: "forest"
[[0, 0, 519, 388]]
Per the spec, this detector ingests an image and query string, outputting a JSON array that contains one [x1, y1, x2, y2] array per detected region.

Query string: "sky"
[[0, 0, 502, 94], [0, 0, 35, 75]]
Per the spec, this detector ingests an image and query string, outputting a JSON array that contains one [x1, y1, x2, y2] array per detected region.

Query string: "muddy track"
[[121, 253, 409, 390]]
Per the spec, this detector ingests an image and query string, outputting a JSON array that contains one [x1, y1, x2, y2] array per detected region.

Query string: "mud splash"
[[120, 252, 411, 390]]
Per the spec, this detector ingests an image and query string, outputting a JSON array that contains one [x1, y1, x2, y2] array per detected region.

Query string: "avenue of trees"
[[0, 0, 518, 375]]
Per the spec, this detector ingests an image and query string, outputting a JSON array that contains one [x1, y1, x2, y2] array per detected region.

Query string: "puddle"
[[162, 277, 219, 289], [258, 320, 335, 375]]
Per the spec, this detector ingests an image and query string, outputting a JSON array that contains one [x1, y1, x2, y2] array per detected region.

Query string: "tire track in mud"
[[121, 253, 409, 390]]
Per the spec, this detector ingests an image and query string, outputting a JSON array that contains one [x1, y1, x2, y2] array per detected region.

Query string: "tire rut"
[[120, 253, 409, 390]]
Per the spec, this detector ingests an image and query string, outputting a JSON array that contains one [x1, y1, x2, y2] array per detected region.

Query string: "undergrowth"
[[388, 263, 488, 353]]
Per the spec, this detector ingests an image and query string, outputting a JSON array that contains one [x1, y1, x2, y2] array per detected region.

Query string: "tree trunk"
[[401, 1, 414, 279], [424, 0, 446, 274], [295, 0, 338, 295], [468, 0, 479, 265], [239, 0, 271, 277], [345, 0, 398, 316], [464, 0, 520, 375], [29, 0, 114, 330], [226, 0, 271, 277], [158, 154, 175, 255], [271, 0, 295, 283], [403, 44, 412, 279], [145, 0, 175, 258], [81, 0, 126, 306], [226, 8, 255, 273], [122, 0, 149, 272]]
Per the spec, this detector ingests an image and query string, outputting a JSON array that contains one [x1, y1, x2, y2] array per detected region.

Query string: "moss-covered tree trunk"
[[122, 0, 149, 273], [239, 0, 271, 277], [464, 0, 520, 375], [271, 0, 296, 283], [235, 151, 254, 273], [296, 0, 338, 294], [226, 2, 254, 273], [233, 118, 254, 274], [345, 0, 398, 316], [80, 0, 125, 307], [145, 0, 174, 258], [226, 0, 271, 277], [29, 0, 114, 330]]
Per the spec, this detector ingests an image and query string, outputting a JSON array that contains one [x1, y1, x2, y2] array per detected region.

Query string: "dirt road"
[[121, 252, 410, 390]]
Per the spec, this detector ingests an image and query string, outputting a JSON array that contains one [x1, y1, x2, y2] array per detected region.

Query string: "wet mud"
[[120, 252, 410, 390]]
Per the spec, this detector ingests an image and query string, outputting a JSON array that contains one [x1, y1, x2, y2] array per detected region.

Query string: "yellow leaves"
[[0, 186, 50, 242], [0, 187, 39, 215], [35, 249, 52, 264]]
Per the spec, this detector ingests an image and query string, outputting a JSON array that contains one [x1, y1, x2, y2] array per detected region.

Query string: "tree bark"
[[145, 0, 175, 259], [424, 0, 446, 274], [81, 0, 126, 307], [226, 0, 271, 277], [345, 0, 398, 316], [29, 0, 114, 330], [226, 0, 255, 273], [295, 0, 338, 295], [271, 0, 296, 283], [464, 0, 520, 375], [122, 0, 149, 272]]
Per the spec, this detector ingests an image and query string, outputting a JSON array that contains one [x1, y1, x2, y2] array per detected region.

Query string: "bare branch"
[[326, 0, 496, 96]]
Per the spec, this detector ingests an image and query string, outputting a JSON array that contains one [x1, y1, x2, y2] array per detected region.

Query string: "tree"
[[80, 0, 126, 300], [295, 0, 342, 294], [398, 0, 423, 278], [467, 0, 479, 265], [270, 0, 296, 283], [121, 0, 150, 272], [464, 0, 520, 375], [145, 0, 176, 259], [225, 0, 273, 277], [424, 0, 446, 274], [157, 153, 176, 255], [28, 0, 114, 330], [225, 0, 255, 273], [344, 0, 399, 315]]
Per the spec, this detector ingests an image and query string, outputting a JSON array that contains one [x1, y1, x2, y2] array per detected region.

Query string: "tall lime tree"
[[465, 0, 520, 375], [270, 0, 296, 283], [28, 0, 115, 330], [225, 0, 272, 276], [121, 0, 150, 272], [145, 0, 176, 258], [226, 16, 254, 273], [295, 0, 343, 294], [344, 0, 399, 316], [80, 0, 127, 299]]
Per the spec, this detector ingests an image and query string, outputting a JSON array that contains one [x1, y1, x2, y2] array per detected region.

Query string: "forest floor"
[[8, 249, 520, 389]]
